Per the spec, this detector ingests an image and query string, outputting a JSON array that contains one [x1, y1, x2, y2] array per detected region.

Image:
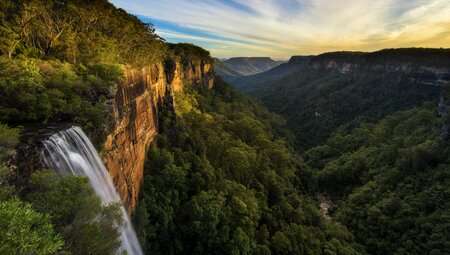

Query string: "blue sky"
[[110, 0, 450, 58]]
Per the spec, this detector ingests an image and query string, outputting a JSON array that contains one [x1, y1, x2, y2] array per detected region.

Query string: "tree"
[[0, 0, 37, 58], [308, 106, 450, 254], [26, 171, 123, 255], [0, 198, 64, 254], [30, 0, 78, 56]]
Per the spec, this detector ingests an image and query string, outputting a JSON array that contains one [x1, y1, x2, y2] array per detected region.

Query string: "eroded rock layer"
[[101, 60, 213, 212]]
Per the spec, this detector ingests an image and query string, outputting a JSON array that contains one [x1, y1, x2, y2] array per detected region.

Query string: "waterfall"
[[41, 126, 143, 255]]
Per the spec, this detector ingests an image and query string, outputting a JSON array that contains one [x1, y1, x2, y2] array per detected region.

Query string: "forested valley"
[[0, 0, 449, 254], [137, 50, 450, 254], [224, 49, 450, 254], [134, 80, 363, 254]]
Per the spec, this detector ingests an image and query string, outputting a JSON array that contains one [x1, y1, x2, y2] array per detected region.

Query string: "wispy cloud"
[[111, 0, 450, 58]]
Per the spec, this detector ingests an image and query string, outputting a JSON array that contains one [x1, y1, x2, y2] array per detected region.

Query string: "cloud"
[[110, 0, 450, 58]]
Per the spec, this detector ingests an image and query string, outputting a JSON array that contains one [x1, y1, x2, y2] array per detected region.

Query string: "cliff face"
[[308, 53, 450, 86], [101, 60, 213, 212]]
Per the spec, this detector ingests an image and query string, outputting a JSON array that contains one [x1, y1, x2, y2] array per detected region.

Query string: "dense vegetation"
[[0, 0, 168, 134], [0, 125, 123, 254], [233, 52, 444, 151], [227, 49, 450, 254], [0, 125, 62, 254], [304, 105, 450, 254], [0, 57, 123, 132], [0, 0, 166, 66], [1, 0, 449, 254], [168, 43, 214, 64], [313, 48, 450, 67], [0, 1, 160, 253], [134, 79, 365, 255]]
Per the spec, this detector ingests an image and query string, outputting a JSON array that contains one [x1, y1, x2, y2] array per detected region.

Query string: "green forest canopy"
[[134, 79, 365, 255], [304, 105, 450, 254], [1, 0, 449, 254]]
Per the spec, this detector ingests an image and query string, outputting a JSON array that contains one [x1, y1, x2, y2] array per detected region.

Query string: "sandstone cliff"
[[308, 49, 450, 86], [101, 59, 214, 212]]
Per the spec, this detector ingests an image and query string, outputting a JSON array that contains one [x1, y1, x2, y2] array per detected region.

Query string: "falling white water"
[[41, 126, 143, 255]]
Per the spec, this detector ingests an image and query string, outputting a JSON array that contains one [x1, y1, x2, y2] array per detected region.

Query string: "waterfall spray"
[[41, 126, 143, 255]]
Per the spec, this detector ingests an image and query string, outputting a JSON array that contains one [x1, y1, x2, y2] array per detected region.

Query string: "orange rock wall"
[[101, 60, 213, 213]]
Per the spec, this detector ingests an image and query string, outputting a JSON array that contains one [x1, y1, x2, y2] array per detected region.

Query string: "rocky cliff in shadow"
[[308, 48, 450, 86]]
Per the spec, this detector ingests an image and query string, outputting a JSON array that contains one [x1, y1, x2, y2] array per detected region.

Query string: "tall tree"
[[0, 0, 37, 58]]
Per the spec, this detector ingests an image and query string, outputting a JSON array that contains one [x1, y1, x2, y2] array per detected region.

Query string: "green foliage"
[[26, 171, 123, 255], [0, 124, 64, 254], [0, 124, 19, 201], [0, 164, 15, 200], [0, 198, 64, 254], [261, 69, 438, 151], [0, 169, 122, 255], [0, 124, 122, 254], [0, 0, 167, 66], [88, 63, 124, 85], [2, 1, 446, 254], [0, 56, 108, 131], [0, 124, 18, 201], [0, 123, 19, 161], [168, 43, 213, 64], [0, 1, 214, 138], [134, 79, 363, 254], [314, 48, 450, 67], [232, 49, 449, 254], [236, 51, 443, 151], [0, 57, 47, 122], [305, 106, 450, 254]]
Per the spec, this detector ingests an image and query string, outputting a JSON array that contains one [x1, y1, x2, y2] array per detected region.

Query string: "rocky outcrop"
[[13, 124, 74, 190], [101, 60, 213, 213]]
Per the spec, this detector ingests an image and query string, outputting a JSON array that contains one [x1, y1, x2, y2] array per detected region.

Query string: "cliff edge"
[[101, 58, 214, 212]]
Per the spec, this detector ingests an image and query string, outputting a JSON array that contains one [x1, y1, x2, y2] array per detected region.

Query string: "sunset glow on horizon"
[[111, 0, 450, 58]]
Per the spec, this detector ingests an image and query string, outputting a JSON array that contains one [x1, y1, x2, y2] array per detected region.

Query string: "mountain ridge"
[[227, 48, 450, 150], [229, 48, 450, 91], [214, 56, 285, 82]]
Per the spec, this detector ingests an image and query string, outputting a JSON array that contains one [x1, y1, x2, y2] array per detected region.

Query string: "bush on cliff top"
[[168, 43, 214, 69], [0, 56, 111, 131]]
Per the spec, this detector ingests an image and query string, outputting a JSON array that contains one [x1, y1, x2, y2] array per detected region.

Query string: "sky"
[[110, 0, 450, 59]]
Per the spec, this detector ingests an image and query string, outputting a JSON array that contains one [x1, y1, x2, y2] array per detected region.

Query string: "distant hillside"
[[214, 57, 284, 81], [231, 48, 450, 150], [231, 55, 312, 91]]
